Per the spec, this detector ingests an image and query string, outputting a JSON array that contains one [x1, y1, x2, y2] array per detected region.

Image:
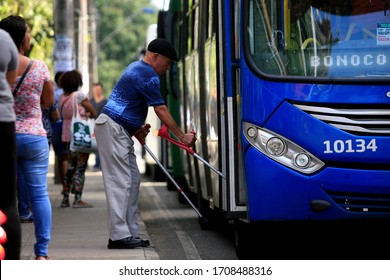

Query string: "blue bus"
[[157, 0, 390, 258]]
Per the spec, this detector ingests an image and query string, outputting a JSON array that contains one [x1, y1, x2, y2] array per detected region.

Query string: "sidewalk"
[[20, 152, 159, 260]]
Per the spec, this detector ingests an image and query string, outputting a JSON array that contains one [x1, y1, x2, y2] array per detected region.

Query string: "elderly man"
[[95, 38, 196, 249]]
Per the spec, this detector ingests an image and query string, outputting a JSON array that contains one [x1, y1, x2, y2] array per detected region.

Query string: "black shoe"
[[133, 237, 150, 247], [107, 237, 144, 249]]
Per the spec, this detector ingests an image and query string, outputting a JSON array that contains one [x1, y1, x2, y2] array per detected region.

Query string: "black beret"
[[147, 38, 179, 61]]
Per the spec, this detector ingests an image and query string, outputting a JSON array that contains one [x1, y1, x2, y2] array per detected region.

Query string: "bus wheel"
[[198, 209, 217, 231], [198, 216, 212, 230], [234, 220, 257, 260], [197, 199, 219, 231]]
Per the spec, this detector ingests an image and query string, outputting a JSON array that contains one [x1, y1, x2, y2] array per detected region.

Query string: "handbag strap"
[[60, 93, 73, 112], [71, 92, 81, 118], [12, 60, 33, 96]]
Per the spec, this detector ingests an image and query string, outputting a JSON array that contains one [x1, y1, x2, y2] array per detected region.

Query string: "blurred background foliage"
[[0, 0, 55, 70], [95, 0, 158, 92], [0, 0, 159, 96]]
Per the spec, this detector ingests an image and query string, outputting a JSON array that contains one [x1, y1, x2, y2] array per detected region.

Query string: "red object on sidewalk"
[[0, 244, 5, 260], [0, 226, 6, 244], [0, 210, 8, 260], [0, 210, 7, 225]]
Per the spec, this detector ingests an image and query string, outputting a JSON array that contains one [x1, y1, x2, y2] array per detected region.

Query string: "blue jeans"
[[94, 151, 101, 168], [51, 121, 67, 156], [17, 170, 32, 218], [16, 134, 52, 257]]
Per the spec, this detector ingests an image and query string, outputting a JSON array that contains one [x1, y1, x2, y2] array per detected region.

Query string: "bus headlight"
[[293, 153, 310, 168], [243, 122, 324, 174], [247, 127, 257, 138], [266, 137, 285, 156]]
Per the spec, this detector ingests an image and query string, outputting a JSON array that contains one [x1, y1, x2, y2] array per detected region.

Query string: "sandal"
[[72, 200, 93, 208], [60, 198, 70, 208]]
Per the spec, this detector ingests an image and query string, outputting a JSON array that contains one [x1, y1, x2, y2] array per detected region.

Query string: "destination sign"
[[310, 53, 387, 67], [307, 41, 389, 77]]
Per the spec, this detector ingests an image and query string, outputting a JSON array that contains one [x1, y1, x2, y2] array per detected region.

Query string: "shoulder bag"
[[12, 60, 33, 96]]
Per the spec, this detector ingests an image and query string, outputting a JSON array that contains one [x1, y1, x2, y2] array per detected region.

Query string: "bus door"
[[220, 0, 247, 217]]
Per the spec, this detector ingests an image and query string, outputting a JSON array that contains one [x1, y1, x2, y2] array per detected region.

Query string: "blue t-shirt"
[[101, 60, 165, 135]]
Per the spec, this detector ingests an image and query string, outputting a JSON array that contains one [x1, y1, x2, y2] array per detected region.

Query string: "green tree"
[[95, 0, 158, 93], [0, 0, 54, 73], [0, 0, 159, 92]]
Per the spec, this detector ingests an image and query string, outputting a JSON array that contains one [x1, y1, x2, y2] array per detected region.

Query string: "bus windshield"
[[246, 0, 390, 79]]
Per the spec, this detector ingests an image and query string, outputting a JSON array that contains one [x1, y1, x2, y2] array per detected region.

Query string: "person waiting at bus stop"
[[94, 38, 197, 249]]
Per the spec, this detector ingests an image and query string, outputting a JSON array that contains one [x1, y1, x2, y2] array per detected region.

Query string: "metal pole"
[[53, 0, 74, 184], [53, 0, 75, 73]]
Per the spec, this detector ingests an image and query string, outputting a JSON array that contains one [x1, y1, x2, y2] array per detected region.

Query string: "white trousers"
[[94, 113, 141, 241]]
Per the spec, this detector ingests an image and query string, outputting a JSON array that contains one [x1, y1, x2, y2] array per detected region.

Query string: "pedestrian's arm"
[[154, 104, 196, 147], [81, 98, 98, 119], [6, 70, 17, 85], [41, 80, 55, 109]]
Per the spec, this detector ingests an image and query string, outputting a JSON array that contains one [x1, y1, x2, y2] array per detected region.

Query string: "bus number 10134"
[[323, 139, 378, 154]]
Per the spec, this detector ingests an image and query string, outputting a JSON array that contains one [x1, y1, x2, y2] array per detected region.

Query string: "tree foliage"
[[95, 0, 158, 92], [0, 0, 54, 73], [0, 0, 159, 94]]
